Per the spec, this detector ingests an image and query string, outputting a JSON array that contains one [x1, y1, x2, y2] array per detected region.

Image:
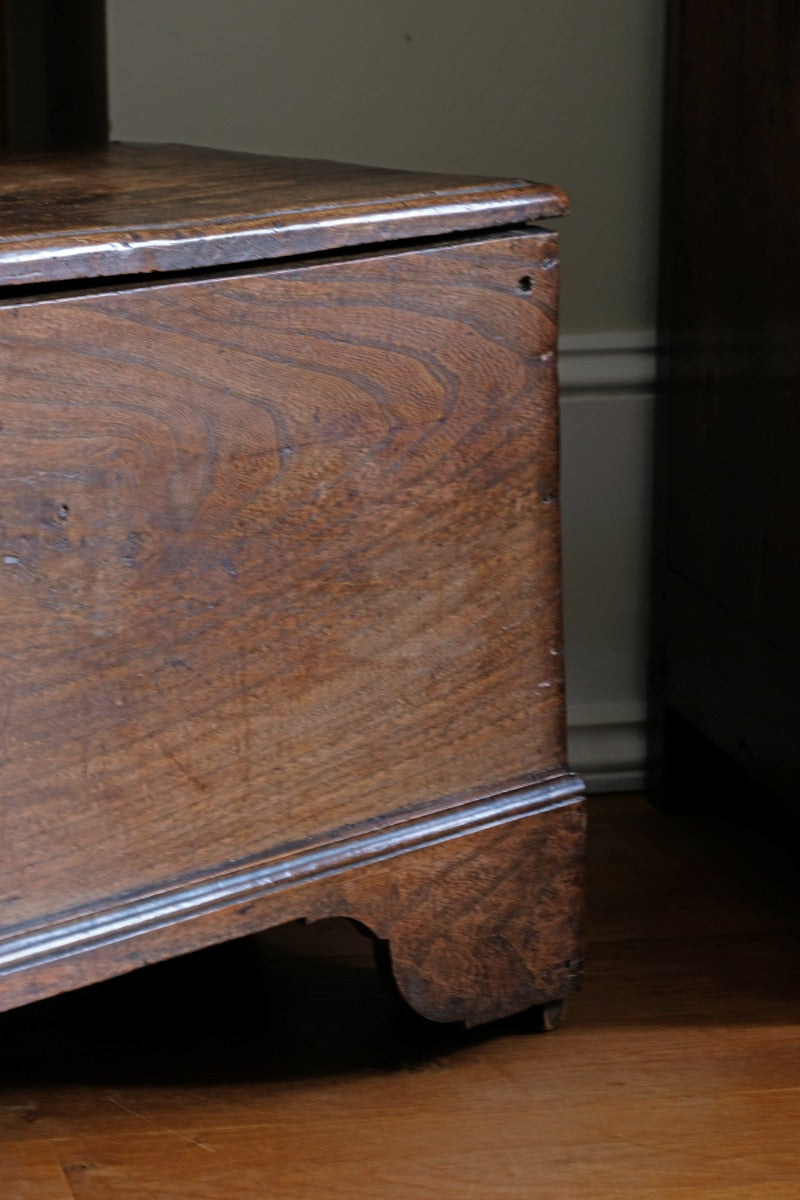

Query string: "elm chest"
[[0, 144, 584, 1027]]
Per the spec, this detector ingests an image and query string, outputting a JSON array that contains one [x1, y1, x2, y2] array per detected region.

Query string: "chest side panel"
[[0, 231, 563, 929]]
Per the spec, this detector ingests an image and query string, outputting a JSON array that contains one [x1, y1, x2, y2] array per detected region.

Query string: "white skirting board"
[[566, 703, 650, 795], [557, 332, 656, 793]]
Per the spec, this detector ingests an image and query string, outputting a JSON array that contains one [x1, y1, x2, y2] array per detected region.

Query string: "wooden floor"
[[1, 792, 798, 1198]]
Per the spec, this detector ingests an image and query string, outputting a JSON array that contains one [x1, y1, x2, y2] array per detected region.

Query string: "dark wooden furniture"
[[0, 144, 584, 1026], [0, 0, 107, 147], [654, 1, 800, 813]]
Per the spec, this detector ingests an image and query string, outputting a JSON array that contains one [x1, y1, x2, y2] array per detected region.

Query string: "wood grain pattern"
[[1, 793, 797, 1199], [0, 775, 580, 974], [0, 142, 568, 286], [0, 230, 563, 920], [0, 781, 584, 1018], [361, 800, 585, 1025], [0, 216, 580, 1022]]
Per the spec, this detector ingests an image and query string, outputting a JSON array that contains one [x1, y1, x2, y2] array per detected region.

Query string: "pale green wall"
[[107, 1, 664, 786], [107, 0, 664, 335]]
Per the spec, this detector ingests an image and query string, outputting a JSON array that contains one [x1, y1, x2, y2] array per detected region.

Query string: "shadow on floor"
[[1, 793, 798, 1089]]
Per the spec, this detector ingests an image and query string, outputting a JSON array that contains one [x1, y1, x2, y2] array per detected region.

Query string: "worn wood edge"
[[0, 223, 559, 309], [0, 180, 568, 287], [377, 803, 586, 1025], [0, 772, 584, 980]]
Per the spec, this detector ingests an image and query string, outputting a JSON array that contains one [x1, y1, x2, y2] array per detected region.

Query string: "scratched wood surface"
[[1, 792, 797, 1199], [0, 787, 585, 1020], [0, 229, 566, 955], [0, 142, 568, 285]]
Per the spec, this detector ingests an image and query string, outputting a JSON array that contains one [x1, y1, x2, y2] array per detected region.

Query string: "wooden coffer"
[[0, 144, 584, 1027]]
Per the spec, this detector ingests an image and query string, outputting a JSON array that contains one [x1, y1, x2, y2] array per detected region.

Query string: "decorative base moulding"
[[0, 146, 583, 1032], [0, 772, 586, 1026]]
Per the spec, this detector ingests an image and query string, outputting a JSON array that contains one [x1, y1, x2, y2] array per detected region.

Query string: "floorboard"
[[1, 794, 798, 1198]]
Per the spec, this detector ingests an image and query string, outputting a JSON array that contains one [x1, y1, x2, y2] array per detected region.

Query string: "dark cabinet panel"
[[655, 0, 800, 809], [0, 0, 106, 147]]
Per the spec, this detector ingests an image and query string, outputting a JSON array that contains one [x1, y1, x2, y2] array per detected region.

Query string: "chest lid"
[[0, 142, 567, 288]]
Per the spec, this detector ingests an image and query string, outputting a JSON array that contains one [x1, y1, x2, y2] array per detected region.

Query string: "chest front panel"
[[0, 230, 564, 930]]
